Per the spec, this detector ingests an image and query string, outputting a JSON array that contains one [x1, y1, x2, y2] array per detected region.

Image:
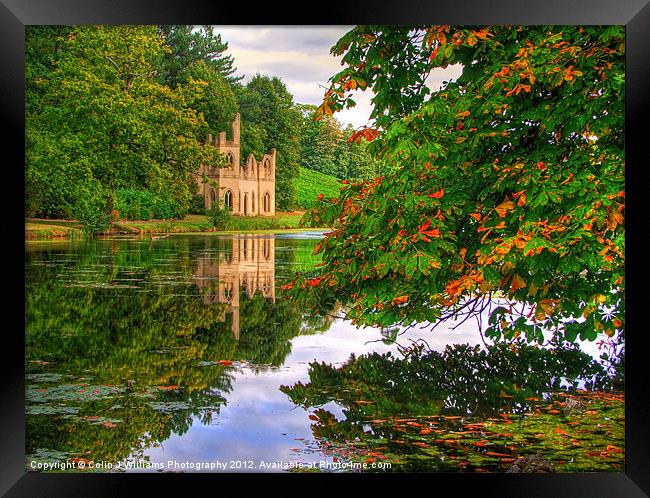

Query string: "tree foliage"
[[237, 75, 303, 210], [157, 25, 240, 87], [25, 26, 222, 226], [289, 25, 625, 346], [299, 104, 383, 180]]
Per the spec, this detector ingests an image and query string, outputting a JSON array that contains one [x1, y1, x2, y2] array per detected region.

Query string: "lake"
[[25, 233, 623, 473]]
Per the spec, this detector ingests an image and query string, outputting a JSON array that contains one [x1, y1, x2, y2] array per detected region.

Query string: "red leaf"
[[428, 189, 445, 199]]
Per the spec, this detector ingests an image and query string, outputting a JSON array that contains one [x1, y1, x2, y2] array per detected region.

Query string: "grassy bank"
[[26, 212, 325, 240], [295, 167, 341, 210]]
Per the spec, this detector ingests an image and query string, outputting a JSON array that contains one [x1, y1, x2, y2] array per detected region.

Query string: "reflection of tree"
[[282, 340, 613, 420], [282, 341, 622, 473], [25, 235, 333, 468]]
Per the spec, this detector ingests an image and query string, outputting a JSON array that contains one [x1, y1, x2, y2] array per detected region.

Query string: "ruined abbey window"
[[224, 189, 233, 210], [263, 192, 271, 213]]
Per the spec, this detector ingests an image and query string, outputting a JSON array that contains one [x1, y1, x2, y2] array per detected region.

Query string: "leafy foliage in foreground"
[[288, 26, 624, 348]]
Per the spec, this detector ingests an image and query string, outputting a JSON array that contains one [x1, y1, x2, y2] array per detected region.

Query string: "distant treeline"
[[25, 25, 381, 231]]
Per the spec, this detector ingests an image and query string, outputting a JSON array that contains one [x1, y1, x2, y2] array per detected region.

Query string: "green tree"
[[182, 60, 238, 135], [299, 104, 345, 178], [157, 25, 240, 87], [289, 26, 625, 348], [236, 75, 302, 210], [26, 26, 222, 230], [340, 124, 384, 180]]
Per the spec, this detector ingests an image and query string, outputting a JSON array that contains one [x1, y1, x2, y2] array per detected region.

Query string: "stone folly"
[[196, 112, 276, 216]]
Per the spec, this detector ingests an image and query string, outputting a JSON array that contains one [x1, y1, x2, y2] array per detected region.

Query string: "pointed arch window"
[[263, 192, 271, 213], [224, 189, 233, 210]]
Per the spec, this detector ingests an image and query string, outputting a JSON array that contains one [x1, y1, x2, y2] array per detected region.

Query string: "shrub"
[[189, 194, 206, 215], [295, 167, 341, 210], [74, 193, 112, 235], [115, 189, 186, 220], [207, 203, 232, 230]]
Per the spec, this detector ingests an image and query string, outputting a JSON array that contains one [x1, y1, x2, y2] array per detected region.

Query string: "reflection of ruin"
[[192, 236, 275, 339]]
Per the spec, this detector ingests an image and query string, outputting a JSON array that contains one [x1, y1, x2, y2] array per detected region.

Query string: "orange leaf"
[[428, 189, 445, 199], [555, 426, 569, 436], [495, 198, 515, 217], [217, 360, 233, 366], [393, 295, 409, 305], [484, 451, 512, 458], [510, 274, 526, 293], [306, 277, 323, 287]]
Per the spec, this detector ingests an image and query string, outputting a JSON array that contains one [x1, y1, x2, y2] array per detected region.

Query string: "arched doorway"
[[243, 193, 249, 215], [209, 189, 217, 209]]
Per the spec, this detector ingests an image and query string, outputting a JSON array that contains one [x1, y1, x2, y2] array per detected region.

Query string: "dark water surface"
[[25, 234, 618, 473]]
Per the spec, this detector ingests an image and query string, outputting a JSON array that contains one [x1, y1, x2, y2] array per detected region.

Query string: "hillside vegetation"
[[294, 167, 341, 210]]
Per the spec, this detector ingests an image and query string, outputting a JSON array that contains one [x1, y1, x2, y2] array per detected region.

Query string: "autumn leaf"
[[428, 189, 445, 199], [393, 295, 409, 305], [348, 127, 380, 143], [483, 451, 512, 458], [510, 274, 526, 293], [495, 198, 515, 217]]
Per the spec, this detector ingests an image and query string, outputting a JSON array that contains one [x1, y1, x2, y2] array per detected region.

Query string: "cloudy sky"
[[211, 26, 463, 129]]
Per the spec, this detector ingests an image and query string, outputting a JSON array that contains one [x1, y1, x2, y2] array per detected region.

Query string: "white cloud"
[[211, 26, 463, 129]]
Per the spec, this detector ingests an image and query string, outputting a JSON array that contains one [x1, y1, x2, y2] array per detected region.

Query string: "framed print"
[[2, 0, 648, 496]]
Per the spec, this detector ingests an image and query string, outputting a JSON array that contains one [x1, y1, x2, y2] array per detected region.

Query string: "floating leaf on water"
[[26, 373, 65, 383], [148, 401, 191, 413]]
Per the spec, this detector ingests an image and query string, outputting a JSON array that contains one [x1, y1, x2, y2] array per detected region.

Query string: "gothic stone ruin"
[[195, 112, 276, 216]]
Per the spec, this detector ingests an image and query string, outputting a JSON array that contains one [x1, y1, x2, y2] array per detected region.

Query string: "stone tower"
[[195, 113, 276, 216]]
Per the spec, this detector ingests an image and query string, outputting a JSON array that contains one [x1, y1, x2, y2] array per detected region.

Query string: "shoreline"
[[25, 213, 329, 241]]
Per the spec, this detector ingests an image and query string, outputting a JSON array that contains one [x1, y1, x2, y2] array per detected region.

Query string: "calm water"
[[25, 233, 610, 473]]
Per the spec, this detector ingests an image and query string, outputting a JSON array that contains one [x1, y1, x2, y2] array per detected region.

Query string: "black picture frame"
[[3, 1, 647, 496]]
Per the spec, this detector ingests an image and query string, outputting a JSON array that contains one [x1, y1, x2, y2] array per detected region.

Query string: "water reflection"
[[25, 234, 331, 470], [192, 237, 275, 339], [24, 234, 623, 473]]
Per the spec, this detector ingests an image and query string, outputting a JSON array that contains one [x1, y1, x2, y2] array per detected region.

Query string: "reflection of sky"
[[138, 317, 485, 472], [139, 310, 605, 473]]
